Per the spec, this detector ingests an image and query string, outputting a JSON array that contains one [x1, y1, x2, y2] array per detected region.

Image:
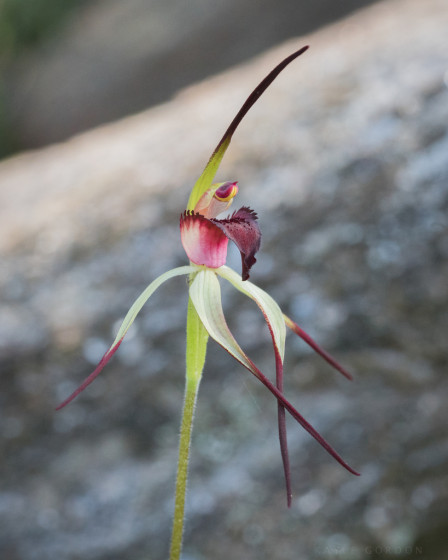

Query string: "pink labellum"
[[181, 207, 261, 280], [213, 207, 261, 281], [180, 211, 229, 268]]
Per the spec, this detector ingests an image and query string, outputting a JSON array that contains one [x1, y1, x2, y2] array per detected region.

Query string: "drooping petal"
[[216, 265, 291, 503], [284, 314, 353, 381], [213, 207, 261, 281], [217, 265, 285, 358], [189, 270, 360, 477], [180, 211, 229, 268], [276, 370, 292, 506], [189, 269, 254, 369], [187, 46, 309, 210], [194, 182, 239, 219], [56, 265, 196, 410]]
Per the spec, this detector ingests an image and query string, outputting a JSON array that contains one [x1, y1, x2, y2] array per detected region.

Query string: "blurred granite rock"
[[3, 0, 379, 152], [0, 0, 447, 558]]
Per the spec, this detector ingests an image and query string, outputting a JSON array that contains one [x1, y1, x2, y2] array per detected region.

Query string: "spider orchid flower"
[[178, 182, 359, 508], [58, 46, 359, 542]]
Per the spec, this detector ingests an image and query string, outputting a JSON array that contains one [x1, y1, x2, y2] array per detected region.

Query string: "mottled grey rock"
[[0, 0, 447, 558]]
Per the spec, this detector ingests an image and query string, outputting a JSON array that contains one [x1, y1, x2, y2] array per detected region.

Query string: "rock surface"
[[1, 0, 448, 558], [4, 0, 380, 151]]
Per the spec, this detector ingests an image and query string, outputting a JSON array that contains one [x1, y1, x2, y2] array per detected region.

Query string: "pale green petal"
[[189, 269, 256, 373], [216, 265, 286, 361], [112, 265, 196, 346]]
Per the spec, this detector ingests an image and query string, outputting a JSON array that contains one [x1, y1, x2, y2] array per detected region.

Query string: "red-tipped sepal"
[[217, 265, 292, 504], [274, 346, 292, 507], [56, 339, 123, 410], [56, 265, 196, 410], [190, 270, 360, 492], [284, 314, 353, 380]]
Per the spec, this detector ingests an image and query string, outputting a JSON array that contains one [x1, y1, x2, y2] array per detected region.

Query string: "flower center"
[[214, 182, 239, 202]]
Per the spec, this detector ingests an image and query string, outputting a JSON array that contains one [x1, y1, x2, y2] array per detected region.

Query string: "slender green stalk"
[[169, 296, 208, 560], [169, 377, 200, 560]]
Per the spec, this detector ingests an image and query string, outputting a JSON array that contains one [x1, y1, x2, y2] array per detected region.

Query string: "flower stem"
[[169, 376, 200, 560], [169, 296, 208, 560]]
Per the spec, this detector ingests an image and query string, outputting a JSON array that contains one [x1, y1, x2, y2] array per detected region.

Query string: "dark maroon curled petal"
[[213, 207, 261, 281]]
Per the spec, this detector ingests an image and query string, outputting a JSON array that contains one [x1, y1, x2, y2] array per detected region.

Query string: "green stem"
[[169, 377, 199, 560], [169, 296, 208, 560]]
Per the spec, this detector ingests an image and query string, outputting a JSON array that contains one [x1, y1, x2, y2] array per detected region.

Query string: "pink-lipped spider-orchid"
[[57, 46, 359, 557]]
